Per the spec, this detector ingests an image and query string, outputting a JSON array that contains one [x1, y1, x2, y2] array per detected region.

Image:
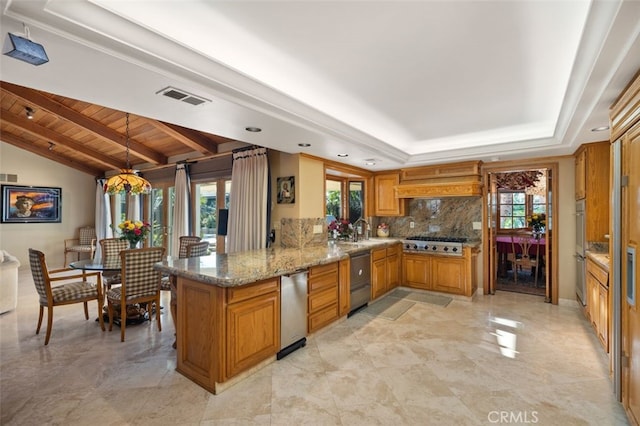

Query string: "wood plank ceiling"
[[0, 81, 239, 177]]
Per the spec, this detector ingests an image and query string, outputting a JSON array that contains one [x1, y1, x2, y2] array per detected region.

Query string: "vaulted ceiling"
[[1, 0, 639, 174]]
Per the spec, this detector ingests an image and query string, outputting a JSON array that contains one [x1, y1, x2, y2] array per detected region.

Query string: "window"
[[194, 179, 231, 250], [325, 177, 365, 225], [498, 191, 547, 230], [499, 192, 526, 229]]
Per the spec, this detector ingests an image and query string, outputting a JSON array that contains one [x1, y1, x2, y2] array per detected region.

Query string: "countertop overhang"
[[154, 238, 402, 287]]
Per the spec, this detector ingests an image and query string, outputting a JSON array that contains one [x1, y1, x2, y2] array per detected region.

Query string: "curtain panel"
[[227, 147, 269, 253], [94, 179, 113, 261], [171, 163, 191, 257]]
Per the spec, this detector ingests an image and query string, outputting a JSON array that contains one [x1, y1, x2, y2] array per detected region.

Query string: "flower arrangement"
[[528, 213, 546, 233], [328, 219, 353, 240], [118, 219, 151, 248]]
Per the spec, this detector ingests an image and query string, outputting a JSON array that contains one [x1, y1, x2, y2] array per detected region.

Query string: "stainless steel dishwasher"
[[349, 251, 371, 315], [277, 270, 308, 360]]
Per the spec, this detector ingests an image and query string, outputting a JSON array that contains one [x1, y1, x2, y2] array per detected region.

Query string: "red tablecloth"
[[496, 236, 546, 256]]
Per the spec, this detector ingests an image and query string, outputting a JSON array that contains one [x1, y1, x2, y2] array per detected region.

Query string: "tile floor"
[[0, 268, 629, 425]]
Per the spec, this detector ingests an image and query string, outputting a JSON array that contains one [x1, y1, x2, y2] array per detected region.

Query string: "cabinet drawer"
[[309, 262, 338, 278], [308, 270, 338, 293], [587, 260, 609, 287], [308, 286, 338, 313], [308, 303, 339, 333], [227, 278, 280, 304], [372, 248, 386, 261], [386, 245, 400, 257]]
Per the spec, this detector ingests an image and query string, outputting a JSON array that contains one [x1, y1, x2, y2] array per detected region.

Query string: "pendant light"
[[103, 113, 152, 195]]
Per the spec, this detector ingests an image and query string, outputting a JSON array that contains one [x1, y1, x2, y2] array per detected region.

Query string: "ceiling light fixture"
[[298, 143, 311, 147], [591, 126, 610, 132], [48, 142, 54, 151], [245, 126, 262, 132], [103, 113, 152, 196], [365, 161, 376, 166], [25, 106, 34, 119], [337, 153, 348, 157]]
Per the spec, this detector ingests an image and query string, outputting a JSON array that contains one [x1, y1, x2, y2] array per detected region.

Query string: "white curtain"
[[171, 163, 190, 257], [94, 179, 113, 261], [227, 147, 269, 253], [126, 194, 140, 221]]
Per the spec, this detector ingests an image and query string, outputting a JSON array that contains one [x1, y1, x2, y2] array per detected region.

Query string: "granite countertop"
[[154, 237, 402, 287], [586, 251, 610, 272]]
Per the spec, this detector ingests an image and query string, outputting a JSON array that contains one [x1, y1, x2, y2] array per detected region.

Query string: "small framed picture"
[[1, 185, 62, 223], [277, 176, 295, 204]]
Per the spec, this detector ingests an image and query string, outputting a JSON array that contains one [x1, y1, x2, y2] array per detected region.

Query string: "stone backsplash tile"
[[280, 217, 326, 248], [374, 197, 482, 241]]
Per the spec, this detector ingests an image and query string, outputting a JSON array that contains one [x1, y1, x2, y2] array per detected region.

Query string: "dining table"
[[495, 234, 548, 278]]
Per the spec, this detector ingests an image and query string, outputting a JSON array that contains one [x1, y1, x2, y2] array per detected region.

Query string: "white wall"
[[0, 143, 96, 267]]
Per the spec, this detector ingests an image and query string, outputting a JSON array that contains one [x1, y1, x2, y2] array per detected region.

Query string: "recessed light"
[[298, 143, 311, 147], [337, 153, 348, 157], [25, 106, 34, 119], [245, 126, 262, 132], [365, 161, 376, 166], [591, 126, 609, 132]]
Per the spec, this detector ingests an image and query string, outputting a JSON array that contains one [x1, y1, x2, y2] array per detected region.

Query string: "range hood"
[[394, 160, 483, 198], [394, 181, 483, 198]]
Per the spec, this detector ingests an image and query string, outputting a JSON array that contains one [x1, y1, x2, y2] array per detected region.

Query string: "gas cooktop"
[[405, 236, 468, 243]]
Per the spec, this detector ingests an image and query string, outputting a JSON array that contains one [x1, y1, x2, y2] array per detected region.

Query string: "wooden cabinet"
[[371, 244, 402, 300], [402, 246, 478, 297], [307, 262, 340, 333], [431, 256, 466, 295], [338, 258, 350, 316], [575, 149, 586, 200], [226, 278, 280, 377], [586, 257, 609, 352], [574, 141, 610, 242], [403, 253, 430, 289], [374, 172, 406, 216], [176, 276, 280, 394]]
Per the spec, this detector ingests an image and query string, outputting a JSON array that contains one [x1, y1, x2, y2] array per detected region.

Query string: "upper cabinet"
[[395, 160, 483, 198], [374, 172, 406, 216], [574, 141, 610, 242]]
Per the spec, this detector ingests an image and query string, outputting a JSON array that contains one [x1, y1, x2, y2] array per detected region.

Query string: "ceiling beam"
[[1, 132, 103, 176], [0, 82, 167, 165], [1, 110, 124, 170], [152, 121, 219, 155]]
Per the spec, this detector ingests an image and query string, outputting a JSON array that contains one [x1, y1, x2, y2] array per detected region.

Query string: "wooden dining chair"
[[107, 247, 165, 342], [64, 226, 96, 265], [509, 234, 541, 287], [28, 248, 105, 345], [99, 238, 129, 292]]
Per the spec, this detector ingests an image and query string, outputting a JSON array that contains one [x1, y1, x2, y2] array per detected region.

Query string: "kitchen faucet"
[[353, 218, 369, 242]]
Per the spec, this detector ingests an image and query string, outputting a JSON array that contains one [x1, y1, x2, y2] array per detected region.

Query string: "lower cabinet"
[[402, 246, 477, 297], [226, 279, 280, 377], [371, 244, 402, 300], [308, 262, 340, 333], [586, 257, 609, 352], [176, 276, 280, 393]]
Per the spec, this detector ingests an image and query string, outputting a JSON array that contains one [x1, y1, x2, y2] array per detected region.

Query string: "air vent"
[[156, 86, 210, 106], [0, 173, 18, 182]]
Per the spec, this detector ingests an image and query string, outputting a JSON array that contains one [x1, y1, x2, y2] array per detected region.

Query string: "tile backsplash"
[[375, 197, 482, 242]]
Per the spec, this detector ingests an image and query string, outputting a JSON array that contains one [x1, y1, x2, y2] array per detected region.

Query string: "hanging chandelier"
[[103, 113, 152, 196]]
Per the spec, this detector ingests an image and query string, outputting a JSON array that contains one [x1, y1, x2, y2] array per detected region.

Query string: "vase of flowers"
[[377, 222, 390, 237], [328, 219, 353, 241], [528, 213, 546, 238], [118, 220, 151, 248]]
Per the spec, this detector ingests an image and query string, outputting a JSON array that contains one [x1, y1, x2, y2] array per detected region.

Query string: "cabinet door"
[[598, 283, 609, 352], [374, 173, 405, 216], [586, 271, 598, 327], [226, 291, 279, 378], [575, 149, 586, 200], [387, 253, 400, 290], [338, 258, 350, 317], [403, 255, 430, 289], [431, 256, 466, 295], [371, 258, 387, 300]]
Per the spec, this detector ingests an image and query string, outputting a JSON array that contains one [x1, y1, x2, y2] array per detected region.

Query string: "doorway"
[[484, 162, 559, 304]]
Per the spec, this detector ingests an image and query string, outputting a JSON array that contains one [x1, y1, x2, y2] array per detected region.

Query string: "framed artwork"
[[277, 176, 295, 204], [1, 185, 62, 223]]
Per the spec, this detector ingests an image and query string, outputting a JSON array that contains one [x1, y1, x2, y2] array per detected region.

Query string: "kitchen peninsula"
[[155, 238, 400, 394]]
